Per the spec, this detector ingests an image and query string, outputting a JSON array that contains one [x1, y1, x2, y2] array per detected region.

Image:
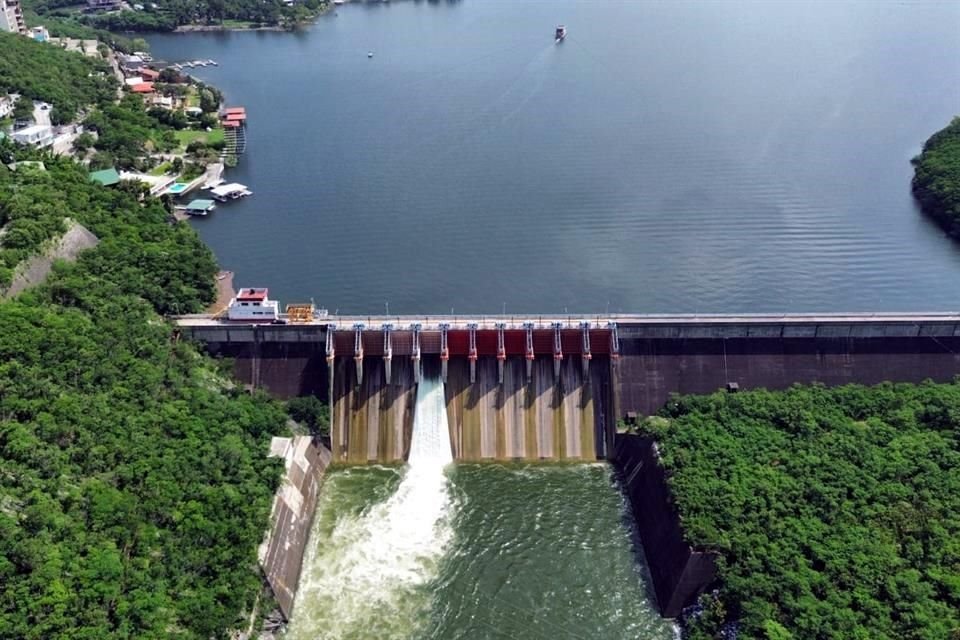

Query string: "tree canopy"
[[0, 141, 287, 639], [912, 116, 960, 237], [640, 383, 960, 640], [0, 32, 116, 125]]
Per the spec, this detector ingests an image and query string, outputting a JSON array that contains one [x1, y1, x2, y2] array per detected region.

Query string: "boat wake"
[[286, 377, 455, 640]]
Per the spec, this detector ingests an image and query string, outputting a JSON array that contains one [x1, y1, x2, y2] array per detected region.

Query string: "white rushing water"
[[285, 377, 455, 640]]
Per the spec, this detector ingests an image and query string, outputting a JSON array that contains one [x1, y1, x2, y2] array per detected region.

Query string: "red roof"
[[131, 82, 154, 93], [225, 113, 246, 122], [224, 107, 246, 115], [223, 120, 240, 128], [138, 68, 159, 80], [237, 288, 268, 301]]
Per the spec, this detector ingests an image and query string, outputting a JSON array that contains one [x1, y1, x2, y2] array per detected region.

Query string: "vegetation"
[[0, 141, 287, 639], [286, 396, 330, 438], [0, 33, 115, 125], [913, 117, 960, 237], [24, 0, 329, 32], [639, 383, 960, 640]]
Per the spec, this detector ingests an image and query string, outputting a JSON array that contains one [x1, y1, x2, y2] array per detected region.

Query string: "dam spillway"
[[328, 324, 613, 463]]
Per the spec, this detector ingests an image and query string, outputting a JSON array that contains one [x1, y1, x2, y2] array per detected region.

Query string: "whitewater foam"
[[285, 377, 455, 640]]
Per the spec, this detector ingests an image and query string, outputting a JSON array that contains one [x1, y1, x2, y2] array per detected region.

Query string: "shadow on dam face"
[[330, 356, 612, 463]]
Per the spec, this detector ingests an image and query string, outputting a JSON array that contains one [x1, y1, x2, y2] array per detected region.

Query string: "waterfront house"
[[131, 82, 155, 95], [138, 67, 160, 82], [184, 199, 216, 215], [11, 124, 54, 148], [118, 54, 144, 73]]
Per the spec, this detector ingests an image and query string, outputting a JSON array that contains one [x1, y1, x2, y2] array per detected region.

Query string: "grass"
[[174, 127, 225, 150], [149, 162, 172, 176]]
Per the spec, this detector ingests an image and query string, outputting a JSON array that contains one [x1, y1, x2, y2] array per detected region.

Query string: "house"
[[124, 76, 144, 87], [11, 124, 54, 148], [30, 26, 48, 42], [89, 167, 120, 187], [86, 0, 121, 11], [0, 96, 13, 119], [151, 95, 174, 110], [118, 54, 145, 73], [0, 0, 27, 35], [183, 199, 216, 215], [138, 67, 160, 82], [131, 82, 155, 95]]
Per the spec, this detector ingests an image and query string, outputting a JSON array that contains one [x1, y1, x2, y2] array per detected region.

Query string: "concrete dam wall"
[[178, 314, 960, 461], [330, 356, 611, 463]]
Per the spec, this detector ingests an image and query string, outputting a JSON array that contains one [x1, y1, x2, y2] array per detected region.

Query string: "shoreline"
[[171, 3, 333, 34]]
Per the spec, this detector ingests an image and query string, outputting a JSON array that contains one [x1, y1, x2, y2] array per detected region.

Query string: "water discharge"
[[285, 377, 454, 640]]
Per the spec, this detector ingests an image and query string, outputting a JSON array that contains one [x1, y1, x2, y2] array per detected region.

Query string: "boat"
[[208, 59, 218, 66], [209, 182, 252, 202], [368, 51, 374, 58], [555, 25, 566, 42], [226, 288, 280, 322]]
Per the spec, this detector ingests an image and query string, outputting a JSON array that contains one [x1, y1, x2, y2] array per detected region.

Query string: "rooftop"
[[185, 198, 216, 210], [89, 167, 121, 186], [131, 82, 154, 94], [211, 183, 249, 196], [237, 288, 269, 301]]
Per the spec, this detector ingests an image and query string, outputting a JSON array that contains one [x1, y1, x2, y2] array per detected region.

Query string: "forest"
[[0, 33, 115, 125], [913, 117, 960, 237], [24, 0, 329, 32], [639, 383, 960, 640], [0, 141, 289, 638]]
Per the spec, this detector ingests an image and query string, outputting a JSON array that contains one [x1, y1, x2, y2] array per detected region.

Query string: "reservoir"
[[146, 0, 960, 315]]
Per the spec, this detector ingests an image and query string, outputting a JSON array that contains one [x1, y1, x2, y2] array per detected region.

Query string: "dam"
[[178, 311, 960, 463], [176, 309, 960, 628]]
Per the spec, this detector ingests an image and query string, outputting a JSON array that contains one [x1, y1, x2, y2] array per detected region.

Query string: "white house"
[[12, 124, 55, 148], [0, 96, 13, 119]]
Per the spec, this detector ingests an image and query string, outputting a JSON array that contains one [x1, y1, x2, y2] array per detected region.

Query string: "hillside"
[[912, 117, 960, 236], [641, 384, 960, 640], [0, 140, 285, 638], [0, 32, 115, 125]]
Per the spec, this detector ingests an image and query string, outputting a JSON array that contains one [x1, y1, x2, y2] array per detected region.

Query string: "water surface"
[[148, 0, 960, 313], [288, 463, 671, 640]]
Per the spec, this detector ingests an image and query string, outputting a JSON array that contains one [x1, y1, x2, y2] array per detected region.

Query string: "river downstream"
[[147, 0, 960, 315]]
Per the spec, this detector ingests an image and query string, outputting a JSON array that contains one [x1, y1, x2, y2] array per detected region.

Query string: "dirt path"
[[207, 270, 235, 314]]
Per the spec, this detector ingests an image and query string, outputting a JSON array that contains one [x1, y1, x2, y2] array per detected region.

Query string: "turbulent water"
[[286, 377, 671, 639], [286, 378, 455, 639]]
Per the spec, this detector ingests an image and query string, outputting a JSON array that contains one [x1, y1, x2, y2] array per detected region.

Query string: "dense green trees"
[[28, 0, 328, 32], [640, 384, 960, 640], [0, 142, 286, 638], [913, 117, 960, 236], [0, 33, 116, 125]]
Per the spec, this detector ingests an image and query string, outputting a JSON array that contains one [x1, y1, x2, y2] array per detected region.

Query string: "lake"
[[148, 0, 960, 315]]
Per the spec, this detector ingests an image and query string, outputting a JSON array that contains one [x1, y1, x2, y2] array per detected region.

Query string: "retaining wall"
[[258, 436, 331, 620], [613, 433, 717, 617]]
